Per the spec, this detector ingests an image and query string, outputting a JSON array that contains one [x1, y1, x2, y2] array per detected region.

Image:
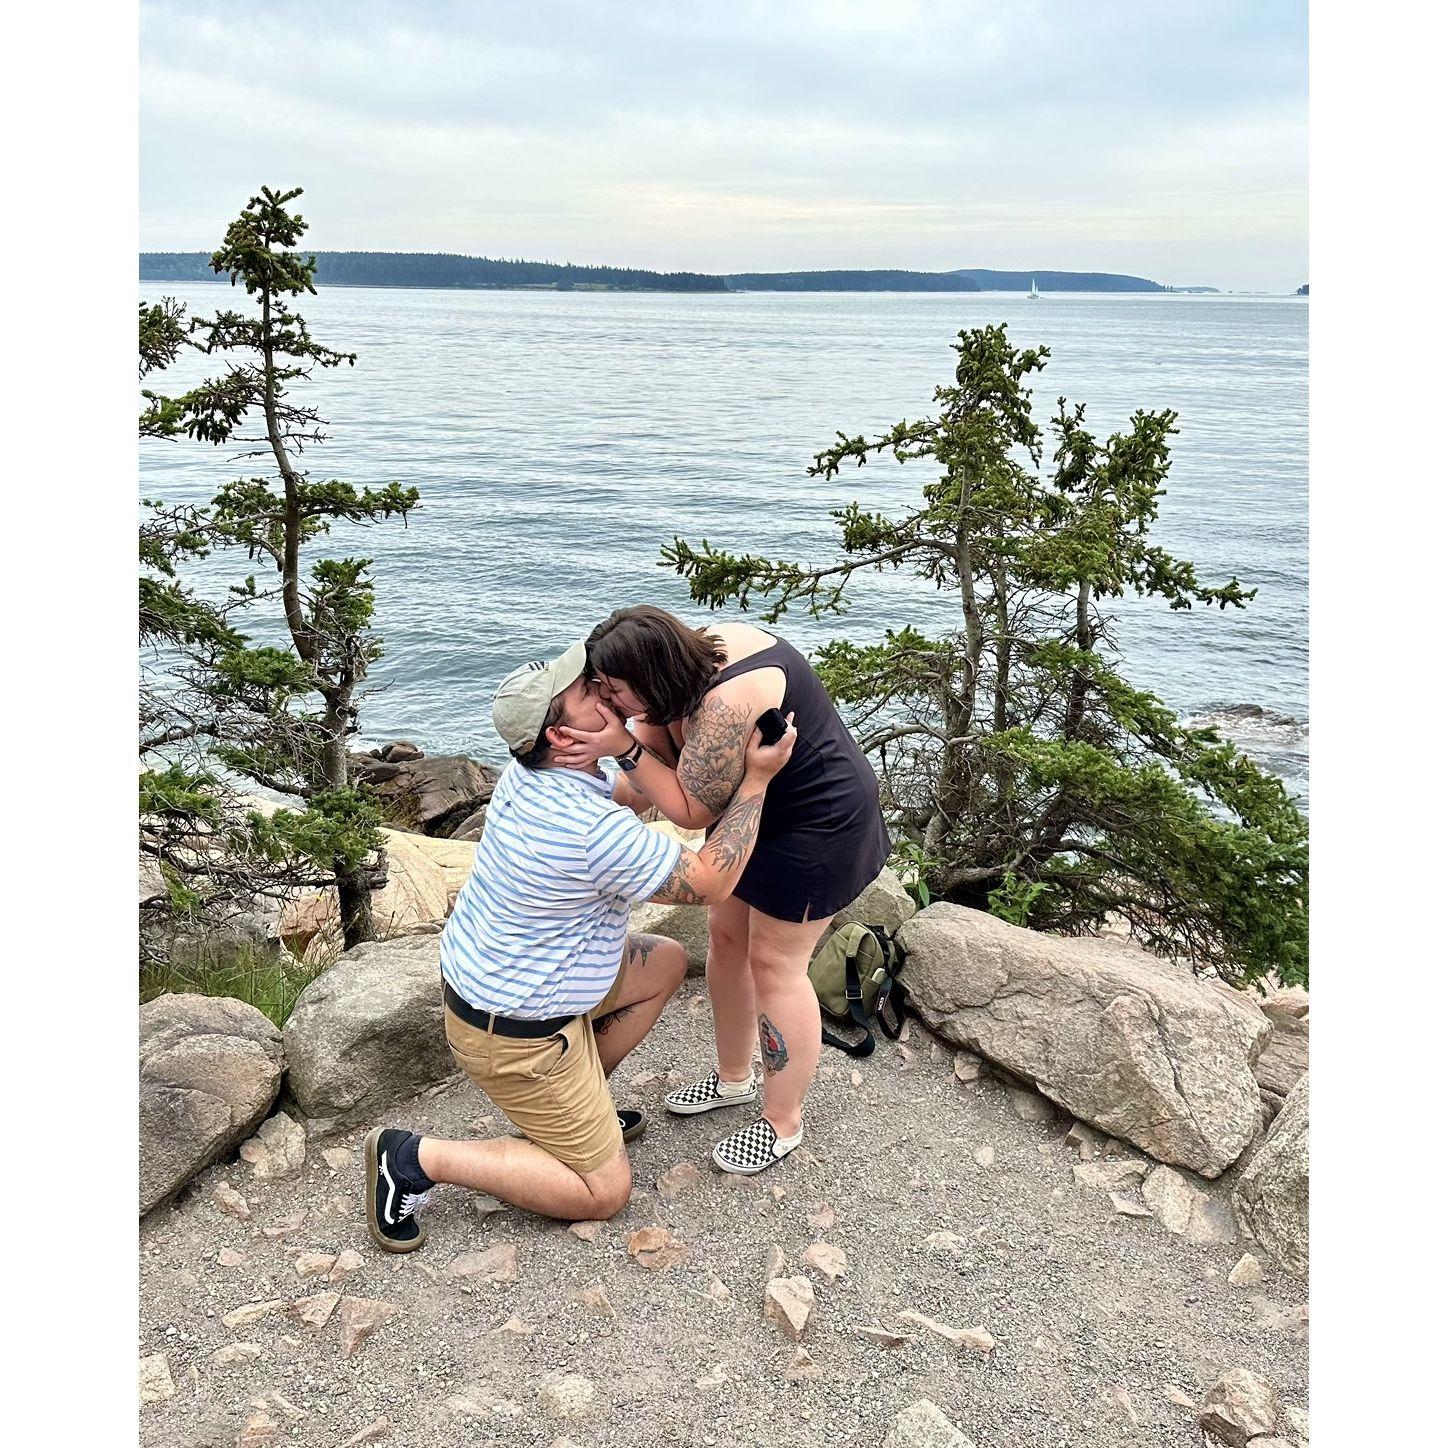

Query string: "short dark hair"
[[511, 694, 565, 770], [585, 606, 727, 724]]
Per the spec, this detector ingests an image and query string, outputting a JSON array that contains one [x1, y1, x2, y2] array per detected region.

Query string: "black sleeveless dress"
[[702, 634, 891, 922]]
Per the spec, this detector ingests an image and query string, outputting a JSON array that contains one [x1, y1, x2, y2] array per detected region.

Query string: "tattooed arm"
[[649, 717, 795, 905], [612, 691, 756, 831]]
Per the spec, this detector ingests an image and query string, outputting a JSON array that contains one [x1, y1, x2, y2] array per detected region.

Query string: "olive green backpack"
[[808, 922, 905, 1058]]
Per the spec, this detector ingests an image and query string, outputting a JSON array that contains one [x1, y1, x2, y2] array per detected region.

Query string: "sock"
[[716, 1071, 755, 1096], [771, 1124, 803, 1154], [391, 1132, 435, 1192]]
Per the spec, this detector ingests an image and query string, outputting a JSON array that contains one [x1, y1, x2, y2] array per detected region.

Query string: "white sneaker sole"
[[664, 1087, 758, 1117]]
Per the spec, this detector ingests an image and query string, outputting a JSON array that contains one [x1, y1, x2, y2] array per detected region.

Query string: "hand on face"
[[553, 700, 634, 767]]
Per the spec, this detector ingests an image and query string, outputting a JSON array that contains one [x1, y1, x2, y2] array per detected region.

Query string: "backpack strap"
[[820, 950, 877, 1057], [866, 924, 906, 1041]]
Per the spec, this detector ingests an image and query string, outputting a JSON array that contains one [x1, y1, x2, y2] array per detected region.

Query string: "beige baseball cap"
[[492, 640, 589, 753]]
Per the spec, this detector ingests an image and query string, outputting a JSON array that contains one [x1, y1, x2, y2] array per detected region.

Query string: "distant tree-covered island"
[[723, 269, 979, 292], [1296, 284, 1309, 296], [140, 250, 1199, 295]]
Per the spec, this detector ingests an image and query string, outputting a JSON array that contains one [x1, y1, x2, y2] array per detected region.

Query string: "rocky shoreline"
[[140, 740, 1308, 1444]]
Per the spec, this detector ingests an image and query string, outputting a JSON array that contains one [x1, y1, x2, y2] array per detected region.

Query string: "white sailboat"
[[1027, 277, 1040, 299]]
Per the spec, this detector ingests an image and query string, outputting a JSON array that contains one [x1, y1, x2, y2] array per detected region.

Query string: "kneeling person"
[[366, 640, 794, 1251]]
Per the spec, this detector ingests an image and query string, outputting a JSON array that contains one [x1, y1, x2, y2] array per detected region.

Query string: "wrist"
[[614, 739, 644, 770]]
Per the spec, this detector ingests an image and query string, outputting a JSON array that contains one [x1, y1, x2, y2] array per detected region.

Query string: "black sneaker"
[[365, 1127, 435, 1254], [618, 1109, 646, 1144]]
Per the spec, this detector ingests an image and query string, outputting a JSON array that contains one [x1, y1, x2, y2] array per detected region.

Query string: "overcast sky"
[[140, 0, 1307, 292]]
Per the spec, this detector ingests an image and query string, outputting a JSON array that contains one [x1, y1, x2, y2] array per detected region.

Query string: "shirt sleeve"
[[584, 806, 683, 903]]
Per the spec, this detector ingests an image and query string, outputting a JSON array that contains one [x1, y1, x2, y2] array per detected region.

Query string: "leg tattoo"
[[758, 1013, 789, 1076]]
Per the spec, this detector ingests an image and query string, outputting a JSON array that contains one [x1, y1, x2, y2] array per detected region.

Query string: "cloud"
[[140, 0, 1307, 289]]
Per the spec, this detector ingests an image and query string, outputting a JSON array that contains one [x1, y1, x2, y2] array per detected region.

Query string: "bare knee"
[[749, 939, 805, 993], [708, 916, 749, 966], [653, 937, 688, 991], [582, 1153, 632, 1219]]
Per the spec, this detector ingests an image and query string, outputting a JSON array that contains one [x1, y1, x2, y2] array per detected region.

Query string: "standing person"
[[364, 639, 795, 1253], [555, 605, 890, 1175]]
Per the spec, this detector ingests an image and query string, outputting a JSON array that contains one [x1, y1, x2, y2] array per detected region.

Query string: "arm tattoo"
[[646, 783, 766, 905], [701, 788, 764, 872], [652, 853, 706, 905], [759, 1014, 789, 1076], [679, 695, 752, 815]]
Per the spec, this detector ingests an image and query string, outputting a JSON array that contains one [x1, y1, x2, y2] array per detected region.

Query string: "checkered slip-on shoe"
[[663, 1070, 758, 1116], [710, 1117, 803, 1175]]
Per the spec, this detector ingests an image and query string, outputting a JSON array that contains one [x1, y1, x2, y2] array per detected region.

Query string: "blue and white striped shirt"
[[440, 761, 682, 1018]]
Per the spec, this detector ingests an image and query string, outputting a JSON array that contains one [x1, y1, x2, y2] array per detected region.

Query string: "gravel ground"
[[139, 981, 1308, 1447]]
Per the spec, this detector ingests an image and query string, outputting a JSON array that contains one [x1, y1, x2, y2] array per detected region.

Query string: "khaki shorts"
[[442, 958, 629, 1176]]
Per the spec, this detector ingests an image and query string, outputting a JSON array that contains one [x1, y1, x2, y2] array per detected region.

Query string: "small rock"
[[924, 1230, 968, 1251], [850, 1069, 864, 1087], [214, 1182, 250, 1221], [1245, 1439, 1295, 1447], [237, 1411, 281, 1447], [1186, 1193, 1239, 1245], [1007, 1086, 1057, 1124], [1108, 1384, 1138, 1426], [217, 1247, 246, 1268], [952, 1051, 982, 1083], [222, 1299, 286, 1331], [289, 1290, 343, 1331], [329, 1249, 365, 1283], [568, 1220, 604, 1242], [1198, 1367, 1281, 1446], [896, 1309, 994, 1354], [1109, 1192, 1154, 1217], [338, 1416, 392, 1445], [703, 1275, 734, 1306], [210, 1342, 263, 1367], [857, 1325, 912, 1348], [473, 1194, 507, 1217], [338, 1295, 399, 1356], [139, 1353, 175, 1404], [1283, 1404, 1309, 1438], [626, 1226, 688, 1270], [807, 1202, 836, 1230], [492, 1315, 534, 1336], [323, 1147, 353, 1172], [764, 1244, 789, 1281], [240, 1112, 307, 1181], [1164, 1385, 1196, 1410], [769, 1183, 787, 1202], [973, 1144, 996, 1168], [262, 1210, 307, 1239], [801, 1241, 847, 1282], [884, 1398, 972, 1448], [1229, 1253, 1266, 1288], [1065, 1120, 1104, 1159], [1144, 1165, 1198, 1234], [295, 1252, 338, 1279], [896, 1042, 916, 1063], [656, 1162, 704, 1199], [763, 1275, 815, 1341], [448, 1244, 520, 1284], [574, 1283, 615, 1317], [786, 1345, 823, 1380], [630, 1070, 659, 1087], [1073, 1159, 1149, 1191], [694, 1363, 727, 1391], [260, 1391, 304, 1423], [538, 1372, 600, 1422]]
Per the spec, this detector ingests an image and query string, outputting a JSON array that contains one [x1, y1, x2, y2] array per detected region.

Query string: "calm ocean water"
[[139, 286, 1308, 804]]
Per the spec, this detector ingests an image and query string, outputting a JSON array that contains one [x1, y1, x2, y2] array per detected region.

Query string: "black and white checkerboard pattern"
[[712, 1118, 781, 1173], [664, 1071, 758, 1114]]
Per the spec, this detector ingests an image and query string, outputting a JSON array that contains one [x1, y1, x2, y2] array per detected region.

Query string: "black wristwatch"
[[615, 739, 644, 772]]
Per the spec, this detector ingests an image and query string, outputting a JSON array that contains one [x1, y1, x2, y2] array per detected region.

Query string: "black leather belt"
[[442, 979, 574, 1039]]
